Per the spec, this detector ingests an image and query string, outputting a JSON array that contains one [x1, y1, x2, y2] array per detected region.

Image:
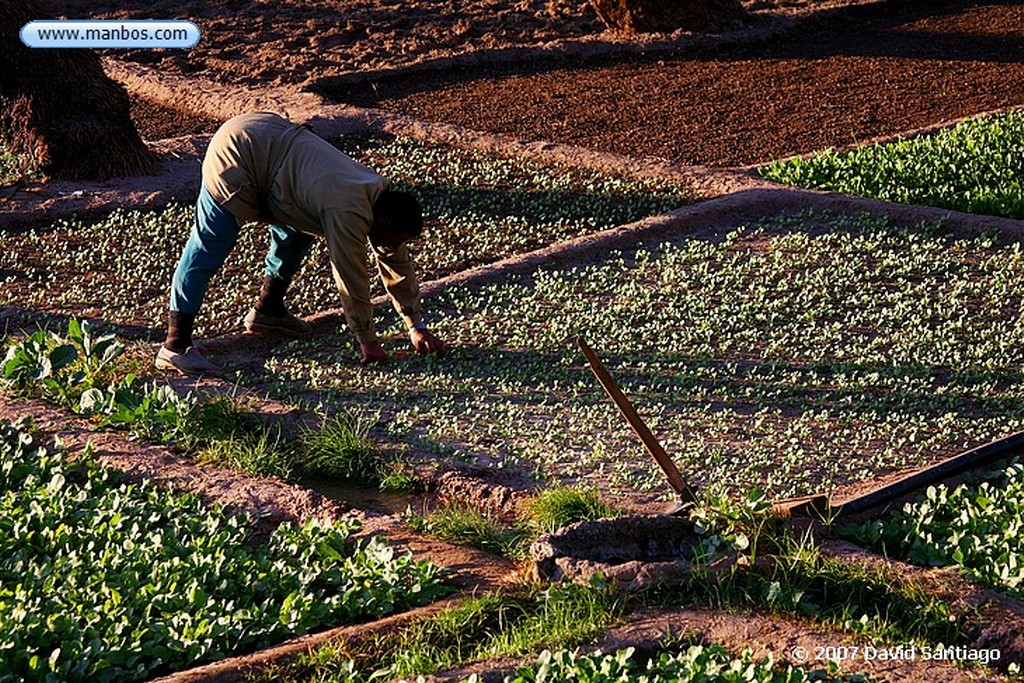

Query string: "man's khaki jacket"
[[203, 111, 422, 343]]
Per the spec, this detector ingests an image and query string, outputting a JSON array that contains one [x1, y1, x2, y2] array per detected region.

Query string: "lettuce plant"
[[0, 418, 449, 682]]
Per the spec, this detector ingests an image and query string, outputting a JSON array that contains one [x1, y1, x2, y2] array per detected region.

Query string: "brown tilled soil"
[[129, 95, 222, 140], [41, 0, 844, 89], [331, 0, 1024, 167]]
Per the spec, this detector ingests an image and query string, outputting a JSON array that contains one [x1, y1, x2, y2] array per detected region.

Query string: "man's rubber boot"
[[156, 310, 224, 376], [155, 346, 223, 376], [244, 275, 311, 336]]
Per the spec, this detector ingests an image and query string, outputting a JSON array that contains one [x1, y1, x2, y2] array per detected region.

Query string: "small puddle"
[[300, 476, 427, 516]]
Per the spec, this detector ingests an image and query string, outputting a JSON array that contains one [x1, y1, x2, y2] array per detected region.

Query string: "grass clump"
[[844, 460, 1024, 598], [299, 411, 379, 478], [298, 411, 415, 492], [196, 426, 294, 479], [406, 504, 530, 559], [525, 485, 621, 533], [761, 110, 1024, 218], [0, 418, 449, 682], [405, 485, 622, 559], [260, 584, 622, 683]]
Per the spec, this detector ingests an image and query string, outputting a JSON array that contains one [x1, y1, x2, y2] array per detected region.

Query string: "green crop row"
[[247, 212, 1024, 500], [760, 110, 1024, 219], [0, 418, 448, 682], [846, 460, 1024, 598], [466, 645, 862, 683], [0, 135, 691, 340], [1, 319, 410, 484]]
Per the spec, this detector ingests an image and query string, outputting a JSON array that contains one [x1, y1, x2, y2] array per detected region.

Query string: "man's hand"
[[359, 339, 389, 365], [410, 327, 447, 356]]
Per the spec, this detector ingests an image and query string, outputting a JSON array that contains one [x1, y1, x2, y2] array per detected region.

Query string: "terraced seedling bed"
[[241, 211, 1024, 503], [0, 134, 691, 340], [761, 110, 1024, 220], [261, 491, 996, 683], [846, 459, 1024, 599], [0, 418, 448, 682]]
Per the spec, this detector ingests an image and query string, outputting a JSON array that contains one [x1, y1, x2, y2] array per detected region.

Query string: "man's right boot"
[[155, 311, 222, 376]]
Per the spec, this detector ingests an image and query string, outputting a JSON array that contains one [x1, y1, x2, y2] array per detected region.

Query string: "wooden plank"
[[772, 494, 828, 518], [577, 336, 698, 504]]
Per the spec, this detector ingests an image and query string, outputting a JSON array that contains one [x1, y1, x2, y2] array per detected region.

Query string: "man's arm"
[[374, 242, 422, 329], [322, 211, 383, 363], [376, 244, 446, 356]]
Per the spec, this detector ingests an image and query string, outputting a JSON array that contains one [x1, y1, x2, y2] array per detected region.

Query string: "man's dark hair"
[[374, 189, 423, 239]]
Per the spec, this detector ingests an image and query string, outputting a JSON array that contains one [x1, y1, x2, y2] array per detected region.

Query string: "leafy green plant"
[[481, 644, 864, 683], [1, 328, 81, 402], [524, 485, 622, 534], [2, 319, 127, 406], [690, 488, 779, 563], [845, 460, 1024, 597], [0, 418, 449, 682], [761, 110, 1024, 219], [67, 317, 126, 377], [79, 375, 198, 443]]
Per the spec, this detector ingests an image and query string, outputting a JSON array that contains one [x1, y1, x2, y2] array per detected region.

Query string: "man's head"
[[370, 189, 423, 250]]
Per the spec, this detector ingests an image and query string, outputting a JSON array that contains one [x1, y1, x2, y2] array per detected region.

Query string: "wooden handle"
[[577, 336, 697, 504]]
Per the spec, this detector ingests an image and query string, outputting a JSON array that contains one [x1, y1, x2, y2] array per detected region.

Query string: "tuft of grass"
[[298, 411, 385, 481], [261, 584, 622, 683], [524, 485, 621, 534], [405, 486, 622, 559], [196, 426, 295, 479], [405, 504, 530, 559]]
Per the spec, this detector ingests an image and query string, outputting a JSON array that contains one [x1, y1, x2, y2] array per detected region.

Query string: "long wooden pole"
[[577, 336, 698, 505]]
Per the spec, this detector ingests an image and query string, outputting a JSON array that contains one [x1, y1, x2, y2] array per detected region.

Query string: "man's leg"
[[244, 224, 314, 335], [157, 185, 240, 373]]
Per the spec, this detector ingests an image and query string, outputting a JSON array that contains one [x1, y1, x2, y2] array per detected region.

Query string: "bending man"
[[156, 111, 446, 375]]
